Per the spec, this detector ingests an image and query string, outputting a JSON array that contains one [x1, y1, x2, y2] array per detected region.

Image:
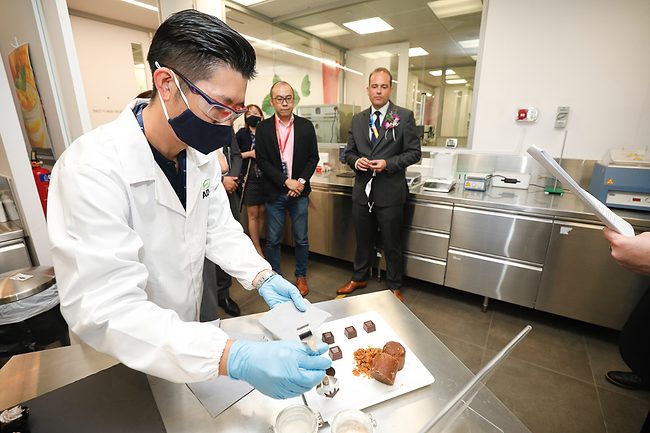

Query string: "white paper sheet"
[[527, 145, 635, 236], [258, 300, 331, 341]]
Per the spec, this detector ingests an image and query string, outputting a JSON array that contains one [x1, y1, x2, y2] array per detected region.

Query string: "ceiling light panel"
[[302, 22, 349, 38], [231, 0, 266, 6], [343, 17, 393, 35], [427, 0, 482, 19], [446, 79, 467, 84], [429, 69, 456, 76], [121, 0, 158, 12], [459, 39, 480, 49], [361, 51, 394, 59], [409, 47, 429, 57]]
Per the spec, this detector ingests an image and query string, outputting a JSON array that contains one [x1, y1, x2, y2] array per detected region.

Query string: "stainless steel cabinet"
[[403, 229, 449, 260], [536, 221, 649, 329], [445, 206, 552, 308], [329, 189, 356, 262], [403, 200, 453, 284], [450, 206, 552, 263], [445, 249, 542, 307], [0, 239, 32, 274], [405, 201, 453, 232], [306, 187, 356, 262], [307, 188, 329, 256], [404, 254, 446, 285]]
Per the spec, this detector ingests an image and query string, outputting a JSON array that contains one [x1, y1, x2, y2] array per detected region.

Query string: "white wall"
[[472, 0, 650, 158], [70, 15, 152, 128], [231, 52, 326, 130]]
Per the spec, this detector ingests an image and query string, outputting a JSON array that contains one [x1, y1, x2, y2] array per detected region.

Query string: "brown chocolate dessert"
[[329, 345, 342, 361], [370, 352, 399, 385], [363, 320, 376, 333], [382, 341, 406, 370], [344, 326, 357, 339], [322, 331, 335, 344]]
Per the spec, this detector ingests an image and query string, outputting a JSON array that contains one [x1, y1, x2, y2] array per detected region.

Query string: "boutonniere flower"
[[383, 111, 400, 141]]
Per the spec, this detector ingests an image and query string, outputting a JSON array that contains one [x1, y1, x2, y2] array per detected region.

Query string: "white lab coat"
[[47, 100, 269, 383]]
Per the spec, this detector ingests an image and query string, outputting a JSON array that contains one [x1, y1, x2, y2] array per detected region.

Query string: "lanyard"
[[275, 116, 293, 157]]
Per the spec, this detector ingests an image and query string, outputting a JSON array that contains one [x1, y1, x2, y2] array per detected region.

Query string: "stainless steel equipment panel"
[[404, 254, 446, 285], [0, 239, 32, 274], [536, 221, 649, 329], [405, 201, 453, 232], [330, 189, 356, 262], [445, 249, 542, 308], [404, 229, 449, 259], [450, 206, 552, 264], [307, 188, 329, 256]]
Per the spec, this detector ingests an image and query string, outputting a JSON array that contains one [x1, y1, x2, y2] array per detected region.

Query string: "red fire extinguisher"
[[31, 151, 51, 218]]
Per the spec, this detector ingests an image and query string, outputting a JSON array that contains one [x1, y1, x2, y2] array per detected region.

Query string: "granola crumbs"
[[352, 346, 382, 378]]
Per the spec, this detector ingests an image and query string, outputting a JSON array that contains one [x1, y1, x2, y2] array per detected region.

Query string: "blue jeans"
[[265, 194, 309, 277]]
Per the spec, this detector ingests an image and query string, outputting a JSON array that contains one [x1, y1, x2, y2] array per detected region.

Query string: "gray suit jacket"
[[345, 102, 421, 206]]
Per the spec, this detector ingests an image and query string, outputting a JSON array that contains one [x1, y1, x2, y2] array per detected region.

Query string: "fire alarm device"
[[516, 107, 538, 122]]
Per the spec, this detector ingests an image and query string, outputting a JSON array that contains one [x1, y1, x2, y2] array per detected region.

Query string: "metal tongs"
[[297, 324, 340, 400]]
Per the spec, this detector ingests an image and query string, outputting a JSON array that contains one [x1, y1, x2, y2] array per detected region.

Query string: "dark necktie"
[[370, 111, 381, 147]]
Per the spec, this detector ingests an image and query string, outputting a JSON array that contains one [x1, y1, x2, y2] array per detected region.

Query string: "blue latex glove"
[[258, 274, 307, 311], [227, 340, 331, 399]]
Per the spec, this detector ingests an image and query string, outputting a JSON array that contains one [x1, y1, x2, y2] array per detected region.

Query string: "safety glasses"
[[160, 64, 248, 123]]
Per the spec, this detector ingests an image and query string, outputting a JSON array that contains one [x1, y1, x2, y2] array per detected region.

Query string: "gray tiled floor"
[[221, 249, 649, 433]]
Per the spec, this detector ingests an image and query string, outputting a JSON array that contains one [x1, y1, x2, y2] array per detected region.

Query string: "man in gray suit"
[[337, 67, 421, 300]]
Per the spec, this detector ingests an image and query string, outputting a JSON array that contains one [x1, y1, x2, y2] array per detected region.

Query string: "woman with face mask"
[[237, 104, 266, 257]]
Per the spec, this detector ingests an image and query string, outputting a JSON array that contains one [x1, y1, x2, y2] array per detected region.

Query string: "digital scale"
[[422, 179, 456, 193], [405, 172, 422, 188]]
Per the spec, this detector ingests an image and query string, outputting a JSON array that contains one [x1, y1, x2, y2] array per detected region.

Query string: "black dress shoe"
[[218, 297, 241, 317], [606, 371, 649, 390]]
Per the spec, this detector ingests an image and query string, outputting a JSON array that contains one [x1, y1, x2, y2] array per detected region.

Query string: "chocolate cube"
[[363, 320, 376, 333], [322, 331, 335, 345], [344, 326, 357, 339], [329, 345, 342, 361]]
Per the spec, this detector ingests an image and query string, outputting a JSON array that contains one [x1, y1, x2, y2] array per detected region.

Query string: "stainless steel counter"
[[0, 292, 530, 433], [0, 221, 24, 243], [310, 172, 650, 229]]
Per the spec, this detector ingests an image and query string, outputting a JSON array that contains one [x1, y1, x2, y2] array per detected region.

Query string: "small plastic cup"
[[330, 409, 376, 433], [273, 404, 319, 433]]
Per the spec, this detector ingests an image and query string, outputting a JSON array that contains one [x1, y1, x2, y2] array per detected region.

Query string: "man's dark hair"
[[369, 67, 393, 86], [147, 9, 256, 97]]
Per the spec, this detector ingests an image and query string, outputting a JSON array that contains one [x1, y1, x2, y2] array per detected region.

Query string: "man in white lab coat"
[[47, 10, 330, 400]]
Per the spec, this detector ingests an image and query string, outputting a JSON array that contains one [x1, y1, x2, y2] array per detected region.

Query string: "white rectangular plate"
[[304, 311, 435, 422]]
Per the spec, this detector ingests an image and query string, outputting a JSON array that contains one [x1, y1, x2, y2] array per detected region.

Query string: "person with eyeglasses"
[[255, 82, 320, 297], [47, 10, 330, 398]]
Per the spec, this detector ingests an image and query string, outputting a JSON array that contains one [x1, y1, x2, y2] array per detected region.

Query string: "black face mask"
[[159, 72, 232, 155], [245, 115, 261, 128]]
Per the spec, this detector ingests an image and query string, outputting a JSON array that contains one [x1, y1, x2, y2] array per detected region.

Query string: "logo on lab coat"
[[202, 179, 210, 199]]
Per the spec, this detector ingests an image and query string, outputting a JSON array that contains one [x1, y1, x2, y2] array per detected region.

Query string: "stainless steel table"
[[1, 291, 530, 432]]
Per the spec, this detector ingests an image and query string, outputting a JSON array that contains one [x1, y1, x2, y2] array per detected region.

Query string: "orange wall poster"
[[8, 43, 51, 150]]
